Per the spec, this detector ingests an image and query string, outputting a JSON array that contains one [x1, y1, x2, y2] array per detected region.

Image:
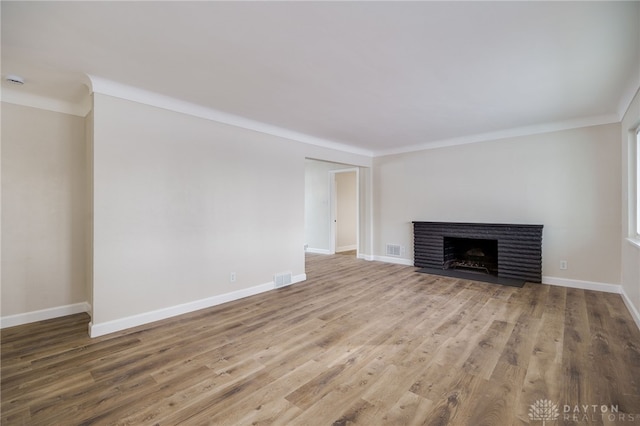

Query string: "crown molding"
[[1, 86, 91, 117], [86, 75, 373, 158], [373, 113, 621, 157], [619, 83, 640, 122], [17, 73, 622, 159]]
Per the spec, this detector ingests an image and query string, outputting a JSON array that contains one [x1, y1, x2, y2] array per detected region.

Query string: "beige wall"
[[374, 123, 622, 285], [0, 93, 372, 332], [92, 94, 304, 324], [621, 88, 640, 316], [3, 89, 633, 331], [1, 102, 87, 316], [90, 94, 372, 329]]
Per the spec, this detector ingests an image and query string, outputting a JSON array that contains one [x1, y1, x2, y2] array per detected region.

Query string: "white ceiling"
[[2, 1, 639, 156]]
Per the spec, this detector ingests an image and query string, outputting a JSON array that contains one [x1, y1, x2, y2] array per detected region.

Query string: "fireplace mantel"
[[413, 221, 543, 285]]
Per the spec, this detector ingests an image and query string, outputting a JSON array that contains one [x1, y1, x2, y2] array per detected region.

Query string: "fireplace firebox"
[[443, 237, 498, 275], [413, 222, 543, 287]]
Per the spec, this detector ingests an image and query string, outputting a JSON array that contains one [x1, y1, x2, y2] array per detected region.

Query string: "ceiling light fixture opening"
[[5, 75, 25, 85]]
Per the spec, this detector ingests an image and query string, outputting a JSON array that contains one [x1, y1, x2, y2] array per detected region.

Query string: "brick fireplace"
[[413, 222, 543, 287]]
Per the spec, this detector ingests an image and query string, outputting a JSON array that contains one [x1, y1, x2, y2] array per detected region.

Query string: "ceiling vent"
[[5, 75, 24, 85]]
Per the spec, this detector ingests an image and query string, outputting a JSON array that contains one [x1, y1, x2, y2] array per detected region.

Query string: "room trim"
[[371, 255, 414, 266], [626, 237, 640, 250], [542, 275, 620, 293], [621, 286, 640, 331], [305, 248, 332, 255], [374, 113, 620, 157], [87, 75, 373, 158], [617, 78, 640, 120], [542, 276, 639, 330], [5, 74, 627, 161], [4, 270, 637, 334], [357, 253, 375, 261], [1, 87, 92, 117], [88, 274, 307, 338], [0, 302, 91, 329]]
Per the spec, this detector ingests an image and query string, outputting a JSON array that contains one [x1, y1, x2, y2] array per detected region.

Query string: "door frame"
[[329, 168, 360, 255]]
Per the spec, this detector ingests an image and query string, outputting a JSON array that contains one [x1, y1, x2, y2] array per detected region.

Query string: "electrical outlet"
[[230, 272, 236, 283], [560, 260, 568, 270]]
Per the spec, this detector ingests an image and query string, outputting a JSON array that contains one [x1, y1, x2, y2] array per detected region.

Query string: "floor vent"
[[386, 244, 401, 257], [274, 272, 293, 288]]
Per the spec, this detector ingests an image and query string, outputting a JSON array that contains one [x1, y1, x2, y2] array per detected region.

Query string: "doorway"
[[330, 169, 359, 256], [304, 159, 362, 258]]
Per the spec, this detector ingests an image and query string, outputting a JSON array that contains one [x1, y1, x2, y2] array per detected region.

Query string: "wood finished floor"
[[2, 253, 640, 425]]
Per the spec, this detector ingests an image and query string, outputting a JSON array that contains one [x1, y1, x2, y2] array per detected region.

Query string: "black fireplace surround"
[[413, 222, 543, 286]]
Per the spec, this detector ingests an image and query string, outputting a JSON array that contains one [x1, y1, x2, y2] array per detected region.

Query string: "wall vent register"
[[386, 244, 402, 257]]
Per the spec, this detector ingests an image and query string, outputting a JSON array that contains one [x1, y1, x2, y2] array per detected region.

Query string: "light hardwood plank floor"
[[2, 253, 639, 425]]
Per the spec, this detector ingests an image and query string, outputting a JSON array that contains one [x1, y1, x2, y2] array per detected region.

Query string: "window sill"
[[626, 237, 640, 250]]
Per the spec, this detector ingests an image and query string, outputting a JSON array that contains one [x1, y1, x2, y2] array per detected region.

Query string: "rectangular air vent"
[[386, 244, 401, 257], [274, 272, 292, 288]]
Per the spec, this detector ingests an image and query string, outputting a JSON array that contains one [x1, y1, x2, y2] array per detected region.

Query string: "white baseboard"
[[274, 273, 307, 289], [542, 276, 621, 294], [357, 253, 375, 261], [543, 276, 640, 331], [305, 247, 332, 254], [336, 245, 357, 253], [7, 272, 638, 337], [1, 302, 91, 329], [372, 255, 414, 266], [620, 286, 640, 331], [89, 273, 306, 338]]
